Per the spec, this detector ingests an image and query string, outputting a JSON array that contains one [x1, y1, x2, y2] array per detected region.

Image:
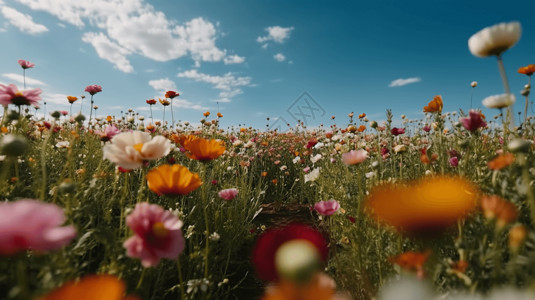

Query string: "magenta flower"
[[341, 149, 368, 165], [460, 110, 487, 132], [391, 127, 405, 136], [0, 84, 42, 107], [0, 199, 76, 255], [123, 202, 185, 267], [449, 156, 459, 167], [84, 84, 102, 95], [423, 125, 431, 132], [314, 199, 340, 216], [18, 59, 35, 69], [218, 188, 239, 201]]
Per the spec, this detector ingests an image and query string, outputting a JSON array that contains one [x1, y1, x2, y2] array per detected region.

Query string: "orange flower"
[[217, 112, 223, 118], [261, 273, 336, 300], [389, 250, 431, 277], [171, 134, 197, 147], [106, 116, 112, 122], [159, 98, 170, 106], [67, 96, 78, 104], [365, 176, 479, 235], [1, 126, 8, 133], [183, 137, 226, 161], [509, 224, 528, 251], [272, 179, 278, 185], [346, 125, 357, 133], [423, 95, 443, 113], [488, 152, 515, 170], [164, 90, 179, 99], [518, 64, 535, 76], [358, 113, 366, 119], [203, 111, 210, 117], [262, 171, 268, 177], [146, 164, 202, 196], [39, 274, 139, 300], [240, 127, 247, 133], [357, 125, 366, 132]]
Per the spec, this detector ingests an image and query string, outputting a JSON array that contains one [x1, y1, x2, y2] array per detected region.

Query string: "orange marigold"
[[365, 176, 479, 235], [203, 111, 210, 117], [67, 96, 78, 104], [423, 95, 443, 113], [487, 152, 515, 170], [146, 164, 202, 196], [183, 137, 225, 161], [518, 64, 535, 76]]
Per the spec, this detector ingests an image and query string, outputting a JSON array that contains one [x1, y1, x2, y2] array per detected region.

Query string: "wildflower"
[[218, 188, 239, 201], [40, 274, 138, 300], [357, 125, 366, 132], [67, 96, 78, 103], [509, 224, 528, 252], [124, 202, 185, 267], [165, 90, 179, 99], [389, 250, 431, 279], [468, 21, 521, 57], [393, 145, 407, 153], [365, 176, 479, 235], [306, 139, 318, 149], [391, 127, 405, 136], [341, 149, 367, 165], [0, 199, 76, 255], [423, 95, 443, 113], [183, 137, 225, 161], [518, 64, 535, 76], [18, 59, 35, 69], [146, 99, 157, 105], [304, 168, 320, 183], [310, 154, 322, 164], [314, 200, 340, 216], [159, 98, 170, 106], [84, 84, 102, 95], [102, 131, 172, 170], [252, 224, 328, 282], [482, 93, 516, 109], [0, 134, 28, 156], [449, 156, 459, 167], [487, 152, 514, 170], [146, 164, 202, 196], [203, 111, 210, 117], [460, 110, 487, 131], [358, 113, 366, 119], [94, 125, 120, 142], [217, 112, 223, 118], [0, 84, 42, 107], [261, 273, 341, 300], [471, 81, 478, 88]]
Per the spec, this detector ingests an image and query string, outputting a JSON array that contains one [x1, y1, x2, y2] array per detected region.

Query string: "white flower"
[[310, 154, 322, 164], [292, 156, 301, 164], [393, 145, 407, 153], [209, 232, 220, 241], [280, 165, 288, 171], [471, 81, 478, 88], [304, 167, 320, 183], [482, 93, 516, 109], [468, 21, 521, 57], [365, 171, 376, 178], [314, 142, 324, 149], [102, 131, 171, 170], [244, 140, 254, 148], [55, 141, 70, 148]]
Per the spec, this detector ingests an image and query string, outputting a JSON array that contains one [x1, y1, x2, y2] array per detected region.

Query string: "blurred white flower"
[[482, 93, 516, 109], [304, 167, 320, 183], [471, 81, 478, 88], [468, 21, 521, 57], [310, 154, 322, 164]]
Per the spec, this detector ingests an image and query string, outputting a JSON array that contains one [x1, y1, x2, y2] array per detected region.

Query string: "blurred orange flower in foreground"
[[423, 95, 443, 113], [146, 164, 202, 196], [262, 273, 342, 300], [39, 275, 139, 300], [183, 137, 226, 161], [487, 152, 515, 170], [365, 176, 479, 235], [389, 250, 431, 278]]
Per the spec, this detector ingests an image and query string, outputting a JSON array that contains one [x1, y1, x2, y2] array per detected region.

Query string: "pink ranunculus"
[[0, 84, 42, 107], [341, 149, 368, 165], [460, 110, 487, 132], [218, 188, 239, 201], [18, 59, 35, 69], [84, 84, 102, 96], [0, 199, 76, 255], [123, 202, 185, 267], [314, 199, 340, 216]]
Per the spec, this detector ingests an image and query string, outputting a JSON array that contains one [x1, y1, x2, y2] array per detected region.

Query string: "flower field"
[[2, 22, 535, 300]]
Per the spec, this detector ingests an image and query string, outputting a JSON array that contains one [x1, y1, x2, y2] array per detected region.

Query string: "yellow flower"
[[365, 176, 479, 235], [146, 164, 202, 196], [183, 137, 226, 161]]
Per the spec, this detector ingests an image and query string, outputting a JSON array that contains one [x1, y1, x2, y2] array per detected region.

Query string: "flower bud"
[[508, 138, 532, 153], [275, 240, 321, 283], [74, 114, 86, 124], [58, 179, 77, 194], [509, 224, 528, 253], [0, 134, 28, 156]]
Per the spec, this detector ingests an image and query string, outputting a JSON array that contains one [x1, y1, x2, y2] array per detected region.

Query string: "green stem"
[[496, 55, 514, 130], [136, 268, 146, 290], [176, 258, 186, 300], [39, 120, 55, 200]]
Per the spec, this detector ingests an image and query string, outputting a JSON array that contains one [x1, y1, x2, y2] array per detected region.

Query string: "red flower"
[[146, 99, 157, 105], [460, 110, 487, 132], [306, 139, 318, 149], [165, 90, 179, 99], [251, 224, 328, 282], [391, 127, 405, 136]]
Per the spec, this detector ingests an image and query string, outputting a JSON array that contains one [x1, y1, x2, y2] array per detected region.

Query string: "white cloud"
[[224, 54, 245, 64], [14, 0, 242, 70], [388, 77, 421, 87], [82, 32, 134, 73], [177, 69, 251, 103], [273, 53, 286, 62], [257, 26, 294, 43], [1, 5, 48, 35], [2, 73, 47, 87], [41, 92, 70, 106], [148, 78, 176, 92]]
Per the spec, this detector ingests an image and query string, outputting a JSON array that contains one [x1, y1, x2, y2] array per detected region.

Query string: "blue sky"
[[1, 0, 534, 130]]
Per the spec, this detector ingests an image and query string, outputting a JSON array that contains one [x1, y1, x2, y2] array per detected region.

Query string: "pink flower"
[[18, 59, 35, 69], [460, 110, 487, 132], [123, 202, 185, 267], [449, 156, 459, 167], [314, 199, 340, 216], [0, 84, 42, 107], [0, 199, 76, 255], [84, 84, 102, 96], [423, 125, 431, 132], [341, 149, 368, 165], [94, 125, 120, 141], [218, 188, 239, 201], [391, 127, 405, 136]]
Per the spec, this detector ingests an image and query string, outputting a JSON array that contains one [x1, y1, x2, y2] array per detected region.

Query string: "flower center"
[[133, 143, 144, 153], [152, 222, 169, 238], [11, 92, 29, 106]]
